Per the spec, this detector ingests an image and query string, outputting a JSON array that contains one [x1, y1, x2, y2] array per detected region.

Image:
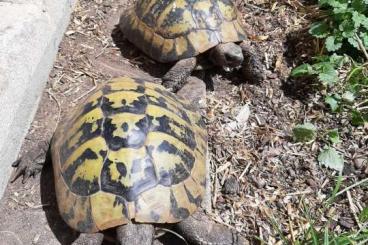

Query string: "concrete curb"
[[0, 0, 76, 198]]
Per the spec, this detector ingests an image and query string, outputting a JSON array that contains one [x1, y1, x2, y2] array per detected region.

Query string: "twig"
[[209, 215, 237, 230], [72, 76, 97, 103], [239, 162, 251, 180], [358, 238, 368, 245], [47, 88, 61, 131], [286, 190, 314, 196], [275, 223, 311, 245], [347, 190, 362, 229], [288, 218, 295, 243], [335, 178, 368, 197], [212, 165, 219, 208], [357, 106, 368, 111], [95, 43, 109, 59]]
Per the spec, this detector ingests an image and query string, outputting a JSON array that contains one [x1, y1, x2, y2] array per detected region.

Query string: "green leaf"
[[340, 20, 357, 38], [309, 21, 330, 38], [292, 123, 317, 143], [362, 16, 368, 29], [327, 129, 340, 144], [348, 37, 359, 48], [325, 36, 343, 51], [352, 11, 368, 28], [314, 62, 339, 85], [359, 207, 368, 222], [325, 95, 340, 112], [291, 64, 315, 77], [342, 91, 355, 103], [351, 110, 367, 126], [328, 53, 347, 67], [352, 0, 367, 13], [318, 147, 344, 173], [329, 0, 349, 10], [323, 226, 329, 245]]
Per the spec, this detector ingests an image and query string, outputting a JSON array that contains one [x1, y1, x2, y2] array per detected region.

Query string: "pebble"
[[338, 218, 355, 229], [253, 176, 266, 189], [287, 168, 296, 177], [306, 178, 317, 188], [222, 176, 240, 195], [354, 158, 366, 169]]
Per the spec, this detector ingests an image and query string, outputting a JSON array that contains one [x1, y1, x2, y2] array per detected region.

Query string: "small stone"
[[252, 176, 266, 189], [276, 200, 284, 209], [222, 176, 240, 195], [306, 178, 317, 188], [338, 218, 355, 229], [287, 168, 296, 177], [354, 158, 366, 169]]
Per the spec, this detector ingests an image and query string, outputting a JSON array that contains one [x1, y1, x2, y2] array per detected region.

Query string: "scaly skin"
[[72, 233, 104, 245], [162, 57, 197, 92], [117, 223, 155, 245], [175, 210, 248, 245]]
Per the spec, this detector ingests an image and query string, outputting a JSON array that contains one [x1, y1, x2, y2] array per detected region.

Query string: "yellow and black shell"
[[51, 76, 207, 233], [119, 0, 247, 63]]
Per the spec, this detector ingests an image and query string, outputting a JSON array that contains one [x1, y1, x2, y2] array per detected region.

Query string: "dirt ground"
[[0, 0, 367, 244]]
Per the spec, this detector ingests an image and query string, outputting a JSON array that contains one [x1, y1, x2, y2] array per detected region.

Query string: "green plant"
[[292, 123, 317, 142], [291, 0, 368, 126], [310, 0, 368, 57]]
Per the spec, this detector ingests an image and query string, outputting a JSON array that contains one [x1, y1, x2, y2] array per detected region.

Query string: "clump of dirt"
[[0, 0, 366, 244]]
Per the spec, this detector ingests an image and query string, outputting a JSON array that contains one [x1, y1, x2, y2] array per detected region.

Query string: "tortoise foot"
[[175, 210, 248, 245], [162, 57, 197, 93], [11, 140, 50, 183], [117, 223, 155, 245], [72, 233, 104, 245]]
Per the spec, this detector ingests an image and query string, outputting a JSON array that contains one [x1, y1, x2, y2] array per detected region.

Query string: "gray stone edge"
[[0, 1, 76, 198]]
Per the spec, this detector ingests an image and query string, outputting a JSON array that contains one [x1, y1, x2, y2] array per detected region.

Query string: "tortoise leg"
[[116, 223, 155, 245], [162, 57, 197, 92], [11, 140, 50, 183], [175, 210, 248, 245], [239, 41, 264, 84], [72, 233, 104, 245]]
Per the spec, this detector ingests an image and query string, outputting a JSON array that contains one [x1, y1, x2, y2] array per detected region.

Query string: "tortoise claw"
[[11, 140, 49, 184]]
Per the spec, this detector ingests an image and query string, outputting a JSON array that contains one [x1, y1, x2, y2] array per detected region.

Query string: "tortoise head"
[[209, 43, 243, 70]]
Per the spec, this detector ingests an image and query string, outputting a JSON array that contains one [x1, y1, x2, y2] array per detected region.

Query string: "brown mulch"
[[0, 0, 367, 244]]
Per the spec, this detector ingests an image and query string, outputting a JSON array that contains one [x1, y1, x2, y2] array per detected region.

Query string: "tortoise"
[[118, 0, 264, 92], [12, 76, 247, 245]]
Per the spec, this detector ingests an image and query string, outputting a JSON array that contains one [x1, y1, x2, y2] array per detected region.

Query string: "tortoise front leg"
[[162, 57, 197, 92], [117, 223, 155, 245], [72, 233, 104, 245], [175, 210, 248, 245]]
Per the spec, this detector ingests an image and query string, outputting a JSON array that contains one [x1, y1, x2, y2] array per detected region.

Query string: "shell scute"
[[119, 0, 246, 62], [51, 77, 207, 233]]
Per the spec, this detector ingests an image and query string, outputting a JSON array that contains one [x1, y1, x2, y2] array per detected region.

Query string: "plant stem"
[[357, 106, 368, 111], [355, 99, 368, 108], [335, 178, 368, 197], [355, 34, 368, 61]]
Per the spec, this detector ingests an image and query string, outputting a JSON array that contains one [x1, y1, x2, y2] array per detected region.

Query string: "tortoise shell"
[[119, 0, 247, 63], [51, 76, 207, 233]]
